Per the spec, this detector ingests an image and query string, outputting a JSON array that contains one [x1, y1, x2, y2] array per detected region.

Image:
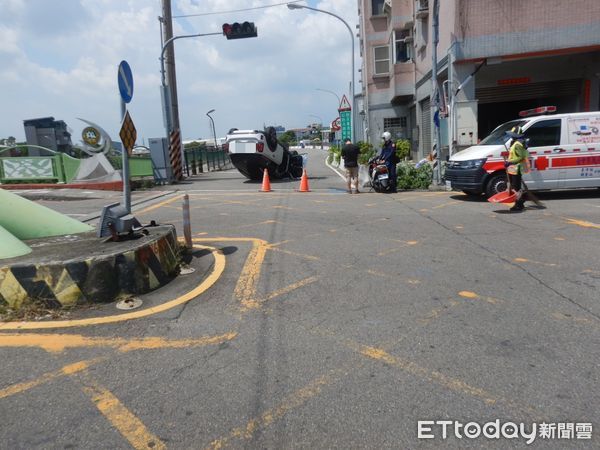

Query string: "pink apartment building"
[[357, 0, 600, 158]]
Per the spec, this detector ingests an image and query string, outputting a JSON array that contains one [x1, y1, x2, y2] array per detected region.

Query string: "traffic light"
[[222, 22, 257, 40]]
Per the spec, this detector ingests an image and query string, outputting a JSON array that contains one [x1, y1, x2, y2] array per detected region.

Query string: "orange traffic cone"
[[297, 168, 311, 192], [260, 168, 272, 192]]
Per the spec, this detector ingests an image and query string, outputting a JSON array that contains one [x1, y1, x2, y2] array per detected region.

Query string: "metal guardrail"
[[183, 146, 233, 176]]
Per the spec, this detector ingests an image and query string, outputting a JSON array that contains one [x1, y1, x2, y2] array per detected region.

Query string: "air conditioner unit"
[[383, 0, 392, 14]]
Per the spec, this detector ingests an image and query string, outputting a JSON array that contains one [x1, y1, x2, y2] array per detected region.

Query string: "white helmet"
[[382, 131, 392, 142]]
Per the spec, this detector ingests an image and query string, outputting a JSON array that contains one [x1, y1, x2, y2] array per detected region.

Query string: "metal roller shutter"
[[476, 79, 582, 104], [420, 98, 431, 156]]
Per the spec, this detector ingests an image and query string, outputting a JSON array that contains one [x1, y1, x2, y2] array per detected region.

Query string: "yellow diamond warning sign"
[[119, 111, 137, 155]]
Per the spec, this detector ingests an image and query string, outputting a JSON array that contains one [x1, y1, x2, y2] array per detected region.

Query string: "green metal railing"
[[0, 145, 81, 184], [183, 145, 233, 175]]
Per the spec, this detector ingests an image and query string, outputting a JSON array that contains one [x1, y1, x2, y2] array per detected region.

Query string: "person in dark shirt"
[[379, 131, 397, 192], [341, 138, 361, 193]]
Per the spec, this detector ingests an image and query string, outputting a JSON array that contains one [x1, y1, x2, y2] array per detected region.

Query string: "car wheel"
[[485, 173, 507, 198]]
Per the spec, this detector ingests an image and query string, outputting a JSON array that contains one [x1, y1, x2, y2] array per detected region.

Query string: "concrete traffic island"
[[0, 225, 180, 310]]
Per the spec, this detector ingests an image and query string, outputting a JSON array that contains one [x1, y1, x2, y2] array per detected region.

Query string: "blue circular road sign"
[[118, 60, 134, 104]]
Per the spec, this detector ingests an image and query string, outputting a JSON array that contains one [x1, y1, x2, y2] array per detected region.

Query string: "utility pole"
[[161, 0, 180, 133], [431, 0, 443, 184]]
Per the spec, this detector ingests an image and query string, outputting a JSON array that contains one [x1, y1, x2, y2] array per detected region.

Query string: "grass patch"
[[0, 300, 74, 322]]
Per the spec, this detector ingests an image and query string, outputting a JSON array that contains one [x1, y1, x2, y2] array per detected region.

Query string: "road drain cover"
[[116, 297, 143, 310]]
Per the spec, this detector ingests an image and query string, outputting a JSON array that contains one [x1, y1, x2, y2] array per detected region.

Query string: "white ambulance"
[[444, 107, 600, 197]]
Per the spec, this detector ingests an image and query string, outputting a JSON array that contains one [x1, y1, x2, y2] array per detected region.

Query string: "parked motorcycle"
[[368, 156, 392, 193]]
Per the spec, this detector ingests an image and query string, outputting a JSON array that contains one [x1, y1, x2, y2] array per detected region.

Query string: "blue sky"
[[0, 0, 359, 145]]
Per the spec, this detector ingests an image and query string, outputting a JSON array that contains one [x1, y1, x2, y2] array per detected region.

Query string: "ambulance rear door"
[[522, 118, 562, 190], [557, 115, 600, 188]]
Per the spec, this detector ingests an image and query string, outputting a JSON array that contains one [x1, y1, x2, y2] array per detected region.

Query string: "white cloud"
[[0, 0, 359, 143]]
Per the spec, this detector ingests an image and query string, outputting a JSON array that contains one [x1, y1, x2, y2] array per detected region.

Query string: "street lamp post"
[[288, 3, 355, 142], [309, 114, 324, 149], [316, 88, 341, 147], [206, 109, 218, 151]]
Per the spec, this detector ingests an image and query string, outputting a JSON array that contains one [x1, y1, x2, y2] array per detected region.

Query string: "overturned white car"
[[226, 127, 304, 180]]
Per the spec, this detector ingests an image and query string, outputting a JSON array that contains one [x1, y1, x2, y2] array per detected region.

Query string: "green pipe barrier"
[[0, 224, 32, 260], [0, 189, 93, 240]]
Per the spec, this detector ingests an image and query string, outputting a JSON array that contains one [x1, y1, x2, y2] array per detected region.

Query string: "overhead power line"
[[172, 0, 304, 19]]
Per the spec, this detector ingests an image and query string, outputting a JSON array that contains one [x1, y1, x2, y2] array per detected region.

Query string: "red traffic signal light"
[[222, 21, 257, 40]]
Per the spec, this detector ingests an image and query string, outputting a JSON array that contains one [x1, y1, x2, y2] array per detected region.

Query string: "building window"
[[384, 117, 408, 139], [394, 29, 412, 63], [371, 0, 385, 16], [384, 117, 407, 128], [374, 46, 390, 75]]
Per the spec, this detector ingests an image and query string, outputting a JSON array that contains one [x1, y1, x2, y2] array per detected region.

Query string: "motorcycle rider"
[[379, 131, 397, 192]]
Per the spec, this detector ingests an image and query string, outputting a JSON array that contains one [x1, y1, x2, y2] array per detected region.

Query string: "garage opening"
[[476, 79, 582, 139]]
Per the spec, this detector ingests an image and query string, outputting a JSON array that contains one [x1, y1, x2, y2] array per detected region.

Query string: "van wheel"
[[485, 173, 507, 198]]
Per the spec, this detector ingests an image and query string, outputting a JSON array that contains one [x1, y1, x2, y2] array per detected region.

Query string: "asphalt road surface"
[[1, 147, 599, 449]]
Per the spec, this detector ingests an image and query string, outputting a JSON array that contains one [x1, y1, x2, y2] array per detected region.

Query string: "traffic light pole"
[[159, 32, 221, 139]]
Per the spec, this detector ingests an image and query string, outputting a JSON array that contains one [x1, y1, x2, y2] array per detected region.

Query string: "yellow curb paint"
[[135, 194, 184, 215], [0, 358, 101, 400], [80, 379, 166, 450], [0, 332, 237, 353], [0, 245, 225, 330]]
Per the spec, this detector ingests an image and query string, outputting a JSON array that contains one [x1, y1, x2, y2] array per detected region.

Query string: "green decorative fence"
[[183, 145, 232, 175], [0, 146, 81, 184]]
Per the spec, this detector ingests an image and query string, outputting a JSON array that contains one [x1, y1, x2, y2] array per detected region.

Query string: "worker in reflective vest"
[[505, 126, 543, 211]]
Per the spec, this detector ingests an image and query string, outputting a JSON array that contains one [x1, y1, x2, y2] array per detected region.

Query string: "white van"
[[445, 108, 600, 197]]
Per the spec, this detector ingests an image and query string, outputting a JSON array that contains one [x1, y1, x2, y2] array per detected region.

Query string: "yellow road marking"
[[378, 239, 420, 256], [562, 217, 600, 229], [80, 378, 166, 450], [232, 220, 278, 230], [0, 332, 237, 353], [458, 291, 500, 304], [419, 291, 502, 325], [135, 194, 184, 215], [432, 201, 461, 209], [0, 359, 100, 400], [418, 300, 461, 325], [205, 369, 343, 449], [272, 205, 292, 210], [514, 257, 558, 267], [266, 246, 320, 261], [552, 312, 597, 326], [350, 343, 541, 419], [554, 237, 565, 241], [242, 276, 319, 311], [0, 245, 225, 330]]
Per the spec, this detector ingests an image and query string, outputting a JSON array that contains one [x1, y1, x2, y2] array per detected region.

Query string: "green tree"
[[278, 130, 296, 146]]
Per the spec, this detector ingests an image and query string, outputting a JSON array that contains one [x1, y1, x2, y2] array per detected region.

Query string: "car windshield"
[[479, 120, 527, 145]]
